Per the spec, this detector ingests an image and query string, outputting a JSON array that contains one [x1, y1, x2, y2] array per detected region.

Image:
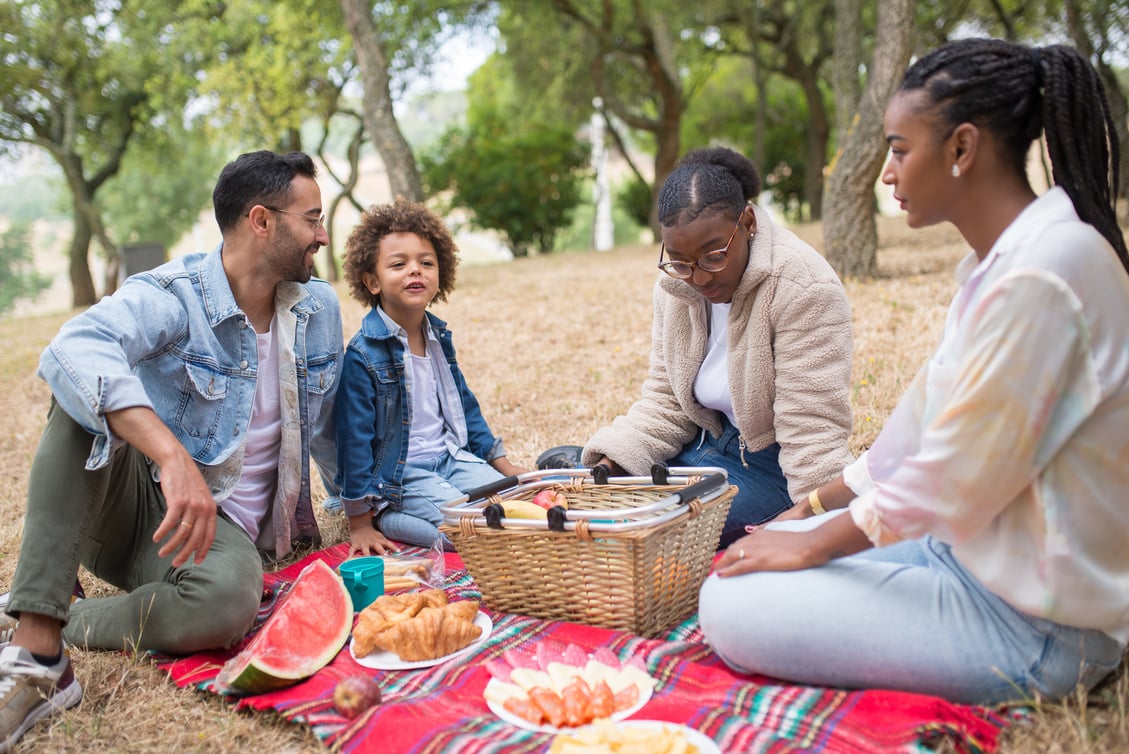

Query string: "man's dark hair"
[[212, 151, 318, 233]]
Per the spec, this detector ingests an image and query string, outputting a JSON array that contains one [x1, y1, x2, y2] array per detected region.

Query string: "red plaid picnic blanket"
[[158, 544, 1013, 753]]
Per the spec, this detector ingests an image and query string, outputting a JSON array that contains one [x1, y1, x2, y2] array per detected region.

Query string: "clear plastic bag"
[[381, 539, 445, 592]]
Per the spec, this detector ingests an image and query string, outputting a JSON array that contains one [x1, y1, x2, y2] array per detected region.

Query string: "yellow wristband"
[[808, 489, 827, 516]]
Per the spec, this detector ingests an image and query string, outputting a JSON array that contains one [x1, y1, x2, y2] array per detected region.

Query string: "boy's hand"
[[348, 513, 400, 556]]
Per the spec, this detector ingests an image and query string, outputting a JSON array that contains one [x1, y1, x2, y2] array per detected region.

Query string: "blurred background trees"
[[2, 0, 1127, 311]]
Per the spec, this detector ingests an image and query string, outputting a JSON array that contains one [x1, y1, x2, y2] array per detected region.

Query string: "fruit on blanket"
[[532, 489, 569, 510], [215, 559, 353, 694], [334, 675, 383, 718], [502, 500, 549, 520]]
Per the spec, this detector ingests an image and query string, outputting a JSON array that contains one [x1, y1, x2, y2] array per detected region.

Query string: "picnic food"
[[352, 589, 483, 662], [549, 720, 703, 754], [532, 489, 569, 510], [216, 559, 353, 694], [484, 641, 656, 729], [333, 675, 383, 719], [380, 555, 438, 592], [501, 499, 550, 520]]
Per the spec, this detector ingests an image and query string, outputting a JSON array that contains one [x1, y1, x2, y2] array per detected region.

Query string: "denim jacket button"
[[239, 360, 249, 369]]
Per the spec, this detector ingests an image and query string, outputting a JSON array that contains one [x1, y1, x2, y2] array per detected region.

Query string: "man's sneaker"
[[0, 644, 82, 751], [0, 582, 86, 646]]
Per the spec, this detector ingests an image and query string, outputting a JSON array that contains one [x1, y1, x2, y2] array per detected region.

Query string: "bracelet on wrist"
[[808, 488, 827, 516]]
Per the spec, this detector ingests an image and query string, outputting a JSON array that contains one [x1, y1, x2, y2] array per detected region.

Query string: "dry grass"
[[0, 215, 1124, 751]]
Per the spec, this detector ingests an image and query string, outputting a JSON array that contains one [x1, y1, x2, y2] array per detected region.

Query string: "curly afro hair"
[[343, 196, 459, 309]]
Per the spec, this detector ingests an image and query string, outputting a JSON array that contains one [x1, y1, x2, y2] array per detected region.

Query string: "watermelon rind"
[[216, 559, 353, 695]]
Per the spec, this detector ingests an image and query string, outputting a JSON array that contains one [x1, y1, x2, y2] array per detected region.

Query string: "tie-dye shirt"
[[846, 187, 1129, 643]]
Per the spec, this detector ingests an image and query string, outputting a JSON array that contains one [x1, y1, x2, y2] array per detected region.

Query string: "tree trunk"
[[832, 0, 863, 141], [69, 206, 97, 308], [340, 0, 424, 202], [823, 0, 914, 278]]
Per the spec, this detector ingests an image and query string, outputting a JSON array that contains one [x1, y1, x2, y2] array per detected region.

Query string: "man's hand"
[[106, 406, 218, 568]]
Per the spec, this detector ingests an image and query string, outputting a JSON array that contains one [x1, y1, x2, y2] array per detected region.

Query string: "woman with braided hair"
[[699, 38, 1129, 705]]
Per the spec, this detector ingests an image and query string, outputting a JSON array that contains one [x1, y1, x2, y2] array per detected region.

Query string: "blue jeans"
[[377, 453, 503, 548], [669, 420, 792, 549], [699, 532, 1124, 705]]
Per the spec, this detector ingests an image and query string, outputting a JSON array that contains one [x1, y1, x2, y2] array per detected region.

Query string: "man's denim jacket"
[[37, 244, 343, 557], [335, 306, 504, 518]]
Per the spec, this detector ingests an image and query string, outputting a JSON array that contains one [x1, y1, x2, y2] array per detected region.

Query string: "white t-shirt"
[[693, 302, 736, 426], [221, 321, 282, 541], [846, 188, 1129, 642], [406, 351, 447, 462]]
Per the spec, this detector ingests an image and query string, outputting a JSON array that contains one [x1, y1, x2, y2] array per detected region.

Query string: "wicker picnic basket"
[[439, 467, 736, 638]]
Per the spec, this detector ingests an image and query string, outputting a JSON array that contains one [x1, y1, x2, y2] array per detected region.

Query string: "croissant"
[[371, 602, 482, 662], [365, 589, 448, 625]]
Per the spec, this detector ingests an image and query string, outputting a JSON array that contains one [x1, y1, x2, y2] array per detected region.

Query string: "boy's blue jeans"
[[377, 453, 503, 548], [7, 400, 263, 654]]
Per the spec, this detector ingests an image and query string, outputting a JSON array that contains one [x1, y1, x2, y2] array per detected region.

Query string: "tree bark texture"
[[340, 0, 424, 203], [823, 0, 914, 279]]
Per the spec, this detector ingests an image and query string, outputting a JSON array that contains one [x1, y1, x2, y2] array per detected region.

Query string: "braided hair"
[[899, 38, 1129, 273], [657, 147, 761, 228]]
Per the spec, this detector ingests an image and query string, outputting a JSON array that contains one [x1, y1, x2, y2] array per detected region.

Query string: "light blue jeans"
[[699, 534, 1124, 705], [668, 419, 792, 549], [376, 453, 503, 548]]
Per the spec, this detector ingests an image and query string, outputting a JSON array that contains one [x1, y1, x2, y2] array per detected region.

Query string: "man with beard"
[[0, 151, 343, 749]]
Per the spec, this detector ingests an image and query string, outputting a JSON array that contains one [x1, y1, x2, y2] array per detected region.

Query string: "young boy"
[[335, 197, 526, 555]]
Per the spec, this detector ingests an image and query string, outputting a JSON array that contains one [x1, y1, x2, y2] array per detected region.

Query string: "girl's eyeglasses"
[[657, 216, 742, 279]]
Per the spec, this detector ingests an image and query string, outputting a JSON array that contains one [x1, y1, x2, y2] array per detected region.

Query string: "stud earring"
[[951, 164, 961, 178]]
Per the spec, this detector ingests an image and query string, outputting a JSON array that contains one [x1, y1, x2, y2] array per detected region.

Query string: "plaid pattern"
[[158, 544, 1014, 753]]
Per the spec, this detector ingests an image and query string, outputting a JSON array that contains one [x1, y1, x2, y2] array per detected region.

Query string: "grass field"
[[0, 215, 1125, 751]]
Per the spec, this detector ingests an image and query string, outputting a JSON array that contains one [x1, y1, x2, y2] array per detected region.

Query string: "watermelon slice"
[[215, 559, 353, 695]]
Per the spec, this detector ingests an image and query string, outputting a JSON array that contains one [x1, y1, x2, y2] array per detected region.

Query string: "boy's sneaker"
[[0, 644, 82, 751]]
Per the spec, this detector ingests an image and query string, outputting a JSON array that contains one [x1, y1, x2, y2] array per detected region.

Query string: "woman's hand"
[[714, 511, 873, 578]]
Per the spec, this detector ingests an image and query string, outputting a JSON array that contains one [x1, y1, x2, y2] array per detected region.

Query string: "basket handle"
[[464, 475, 519, 502], [672, 473, 728, 505]]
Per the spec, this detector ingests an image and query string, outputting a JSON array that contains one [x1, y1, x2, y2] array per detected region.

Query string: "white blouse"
[[846, 188, 1129, 642]]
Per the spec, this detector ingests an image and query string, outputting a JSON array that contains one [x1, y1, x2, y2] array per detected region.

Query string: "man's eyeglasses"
[[263, 206, 326, 232], [657, 216, 743, 279]]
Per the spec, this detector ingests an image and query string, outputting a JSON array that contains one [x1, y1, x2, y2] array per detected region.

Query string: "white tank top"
[[693, 302, 737, 426]]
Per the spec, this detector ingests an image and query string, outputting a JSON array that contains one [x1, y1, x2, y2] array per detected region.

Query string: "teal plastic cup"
[[338, 556, 385, 612]]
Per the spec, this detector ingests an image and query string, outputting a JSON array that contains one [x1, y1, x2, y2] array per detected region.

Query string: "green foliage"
[[0, 221, 51, 317], [421, 108, 590, 256], [616, 176, 654, 230], [680, 56, 810, 215], [554, 178, 649, 251], [100, 120, 227, 250], [0, 165, 68, 223]]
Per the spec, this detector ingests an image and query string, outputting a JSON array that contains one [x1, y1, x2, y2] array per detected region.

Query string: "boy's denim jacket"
[[37, 245, 343, 557], [335, 306, 504, 518]]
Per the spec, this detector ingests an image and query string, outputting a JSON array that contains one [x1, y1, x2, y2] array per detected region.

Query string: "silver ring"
[[737, 549, 745, 559]]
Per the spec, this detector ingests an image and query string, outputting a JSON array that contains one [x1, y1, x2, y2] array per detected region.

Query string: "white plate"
[[485, 676, 653, 734], [553, 721, 721, 754], [349, 611, 493, 671]]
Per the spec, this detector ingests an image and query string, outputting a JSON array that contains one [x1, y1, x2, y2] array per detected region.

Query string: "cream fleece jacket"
[[583, 205, 856, 502]]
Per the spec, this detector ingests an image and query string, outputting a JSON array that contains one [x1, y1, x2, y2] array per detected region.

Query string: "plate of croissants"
[[348, 588, 492, 671]]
